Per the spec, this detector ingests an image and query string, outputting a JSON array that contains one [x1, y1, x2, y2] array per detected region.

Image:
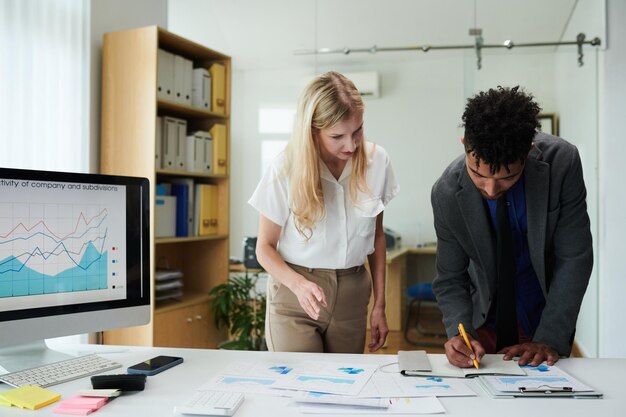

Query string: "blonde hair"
[[284, 71, 370, 238]]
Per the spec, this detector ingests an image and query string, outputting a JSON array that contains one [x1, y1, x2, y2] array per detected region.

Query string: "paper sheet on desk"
[[271, 361, 378, 396], [297, 396, 445, 414], [358, 372, 477, 397], [401, 354, 526, 378], [198, 361, 296, 396], [292, 391, 390, 408], [200, 360, 378, 397]]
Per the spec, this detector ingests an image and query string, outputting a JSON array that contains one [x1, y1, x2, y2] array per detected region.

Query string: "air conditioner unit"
[[344, 71, 380, 98]]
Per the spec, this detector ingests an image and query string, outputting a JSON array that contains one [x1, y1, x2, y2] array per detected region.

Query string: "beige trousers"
[[265, 263, 372, 353]]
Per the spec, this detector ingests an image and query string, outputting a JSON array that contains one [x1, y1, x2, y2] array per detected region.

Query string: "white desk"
[[1, 345, 624, 416]]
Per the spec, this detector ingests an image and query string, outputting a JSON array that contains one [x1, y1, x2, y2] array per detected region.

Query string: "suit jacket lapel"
[[524, 148, 550, 294], [456, 168, 497, 295]]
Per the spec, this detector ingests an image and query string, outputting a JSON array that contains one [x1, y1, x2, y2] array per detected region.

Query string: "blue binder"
[[171, 183, 189, 237]]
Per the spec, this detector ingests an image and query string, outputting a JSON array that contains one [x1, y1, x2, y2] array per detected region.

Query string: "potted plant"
[[209, 273, 266, 350]]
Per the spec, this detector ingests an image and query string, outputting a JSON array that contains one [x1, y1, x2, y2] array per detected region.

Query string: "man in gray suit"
[[431, 86, 592, 368]]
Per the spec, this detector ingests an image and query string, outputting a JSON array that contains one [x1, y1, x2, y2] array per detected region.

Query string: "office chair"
[[403, 282, 447, 346]]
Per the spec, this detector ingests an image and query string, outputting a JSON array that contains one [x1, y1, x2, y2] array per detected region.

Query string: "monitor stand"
[[0, 340, 75, 373]]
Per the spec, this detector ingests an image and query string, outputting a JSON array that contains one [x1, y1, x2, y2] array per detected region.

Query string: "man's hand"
[[368, 306, 389, 352], [500, 342, 559, 366], [444, 335, 486, 368]]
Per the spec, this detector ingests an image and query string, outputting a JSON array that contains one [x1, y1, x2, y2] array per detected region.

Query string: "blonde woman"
[[249, 72, 399, 353]]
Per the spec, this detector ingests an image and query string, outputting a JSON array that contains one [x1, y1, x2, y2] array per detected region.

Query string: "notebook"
[[398, 351, 526, 378]]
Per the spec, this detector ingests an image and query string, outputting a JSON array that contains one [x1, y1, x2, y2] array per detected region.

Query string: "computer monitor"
[[0, 167, 150, 371]]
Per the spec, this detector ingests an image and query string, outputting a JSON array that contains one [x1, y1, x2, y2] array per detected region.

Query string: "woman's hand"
[[290, 276, 327, 320], [368, 306, 389, 352]]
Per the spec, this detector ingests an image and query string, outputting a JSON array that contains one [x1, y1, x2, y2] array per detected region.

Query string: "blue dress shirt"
[[485, 175, 546, 338]]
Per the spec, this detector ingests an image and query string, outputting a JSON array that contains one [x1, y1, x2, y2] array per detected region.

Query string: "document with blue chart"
[[198, 361, 378, 397], [272, 361, 378, 396], [197, 361, 297, 396]]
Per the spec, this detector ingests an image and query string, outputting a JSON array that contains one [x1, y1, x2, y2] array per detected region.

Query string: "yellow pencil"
[[458, 323, 480, 369]]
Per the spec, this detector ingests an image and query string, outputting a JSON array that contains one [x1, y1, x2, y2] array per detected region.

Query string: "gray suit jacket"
[[431, 133, 593, 356]]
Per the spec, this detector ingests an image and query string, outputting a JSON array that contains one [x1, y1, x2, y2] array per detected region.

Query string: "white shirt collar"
[[320, 158, 352, 183]]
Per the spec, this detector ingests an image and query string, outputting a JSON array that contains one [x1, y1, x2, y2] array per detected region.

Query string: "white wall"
[[89, 0, 168, 173], [89, 0, 625, 357], [552, 0, 604, 358], [598, 0, 626, 358], [169, 0, 593, 259]]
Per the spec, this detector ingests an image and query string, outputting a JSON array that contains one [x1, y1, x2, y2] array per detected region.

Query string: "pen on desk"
[[458, 323, 480, 369]]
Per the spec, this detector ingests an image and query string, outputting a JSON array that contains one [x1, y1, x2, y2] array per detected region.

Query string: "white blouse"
[[248, 142, 399, 269]]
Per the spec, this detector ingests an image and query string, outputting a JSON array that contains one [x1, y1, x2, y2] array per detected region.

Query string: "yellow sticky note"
[[0, 394, 13, 407], [1, 385, 61, 410]]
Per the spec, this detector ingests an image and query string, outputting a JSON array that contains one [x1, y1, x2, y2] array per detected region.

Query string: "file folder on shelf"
[[182, 57, 193, 105], [202, 131, 213, 174], [155, 195, 176, 238], [209, 63, 226, 115], [209, 123, 227, 175], [192, 68, 211, 110], [175, 117, 188, 171], [171, 182, 190, 237], [186, 132, 205, 173], [162, 116, 180, 169], [174, 55, 192, 105], [170, 178, 195, 236], [194, 184, 218, 236], [155, 116, 162, 169], [157, 49, 174, 100]]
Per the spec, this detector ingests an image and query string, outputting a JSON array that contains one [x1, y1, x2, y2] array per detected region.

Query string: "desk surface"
[[229, 263, 263, 273], [387, 246, 437, 263], [1, 345, 623, 416]]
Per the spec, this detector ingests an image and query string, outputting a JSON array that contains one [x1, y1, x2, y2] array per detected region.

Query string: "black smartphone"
[[127, 355, 184, 376]]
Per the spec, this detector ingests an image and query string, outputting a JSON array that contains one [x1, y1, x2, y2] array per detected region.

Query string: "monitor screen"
[[0, 168, 150, 350]]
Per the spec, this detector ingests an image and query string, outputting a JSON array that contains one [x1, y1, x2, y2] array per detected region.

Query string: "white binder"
[[162, 116, 178, 169], [173, 54, 184, 104], [173, 55, 192, 105], [157, 49, 174, 100], [155, 116, 162, 169], [186, 132, 205, 173], [155, 195, 176, 237], [175, 118, 187, 170], [182, 57, 193, 105], [192, 68, 211, 110], [202, 131, 213, 174]]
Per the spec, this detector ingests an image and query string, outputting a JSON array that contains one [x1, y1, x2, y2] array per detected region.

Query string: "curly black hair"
[[462, 86, 541, 175]]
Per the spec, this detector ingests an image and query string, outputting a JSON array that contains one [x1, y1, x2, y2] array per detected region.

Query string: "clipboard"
[[475, 363, 603, 399], [476, 377, 603, 398], [398, 351, 526, 378]]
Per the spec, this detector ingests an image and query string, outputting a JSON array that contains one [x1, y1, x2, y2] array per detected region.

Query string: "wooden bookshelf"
[[100, 26, 230, 348]]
